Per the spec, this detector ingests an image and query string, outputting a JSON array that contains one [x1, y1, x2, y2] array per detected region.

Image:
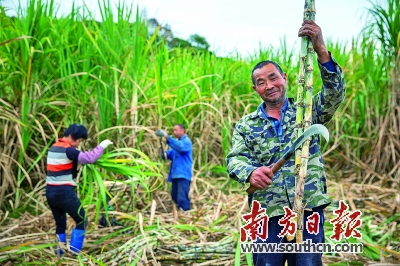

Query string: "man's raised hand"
[[156, 129, 167, 138]]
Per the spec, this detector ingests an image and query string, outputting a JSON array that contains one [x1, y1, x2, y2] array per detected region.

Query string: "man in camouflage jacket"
[[226, 20, 345, 266]]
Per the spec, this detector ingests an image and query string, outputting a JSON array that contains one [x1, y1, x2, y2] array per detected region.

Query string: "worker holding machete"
[[156, 124, 193, 215], [226, 20, 345, 266]]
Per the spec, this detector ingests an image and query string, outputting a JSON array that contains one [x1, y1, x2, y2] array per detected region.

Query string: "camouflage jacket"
[[226, 57, 345, 217]]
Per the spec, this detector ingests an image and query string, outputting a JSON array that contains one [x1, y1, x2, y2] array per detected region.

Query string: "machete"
[[246, 124, 329, 195], [159, 136, 167, 160]]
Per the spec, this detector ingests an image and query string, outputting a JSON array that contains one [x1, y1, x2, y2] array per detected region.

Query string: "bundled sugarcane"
[[90, 148, 163, 194], [156, 235, 235, 253], [95, 227, 236, 265], [96, 227, 175, 265], [80, 148, 163, 228], [291, 0, 316, 243], [153, 235, 236, 263], [154, 254, 233, 263]]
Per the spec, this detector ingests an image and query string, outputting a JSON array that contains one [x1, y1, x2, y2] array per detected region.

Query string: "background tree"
[[169, 37, 192, 49], [188, 34, 210, 50]]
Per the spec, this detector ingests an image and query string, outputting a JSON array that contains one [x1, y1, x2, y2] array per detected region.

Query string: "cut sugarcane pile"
[[0, 178, 399, 265], [97, 229, 236, 265]]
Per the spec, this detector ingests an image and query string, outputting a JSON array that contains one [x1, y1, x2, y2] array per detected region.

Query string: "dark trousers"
[[46, 186, 87, 234], [171, 178, 191, 211], [252, 207, 325, 266]]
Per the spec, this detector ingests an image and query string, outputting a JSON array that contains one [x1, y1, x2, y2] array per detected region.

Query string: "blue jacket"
[[164, 134, 193, 182]]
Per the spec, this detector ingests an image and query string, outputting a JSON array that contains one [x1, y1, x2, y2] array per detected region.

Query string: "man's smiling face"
[[252, 63, 287, 106]]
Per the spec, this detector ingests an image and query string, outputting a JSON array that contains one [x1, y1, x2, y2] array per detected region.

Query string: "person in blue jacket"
[[156, 124, 193, 211]]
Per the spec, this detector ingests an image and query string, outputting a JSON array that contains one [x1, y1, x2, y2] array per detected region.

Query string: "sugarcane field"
[[0, 0, 400, 265]]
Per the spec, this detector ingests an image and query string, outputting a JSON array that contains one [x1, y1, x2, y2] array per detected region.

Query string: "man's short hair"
[[64, 124, 88, 140], [175, 124, 186, 132], [251, 60, 283, 85]]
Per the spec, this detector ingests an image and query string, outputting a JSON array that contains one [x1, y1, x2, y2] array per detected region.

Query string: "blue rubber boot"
[[56, 233, 66, 257], [69, 229, 86, 254]]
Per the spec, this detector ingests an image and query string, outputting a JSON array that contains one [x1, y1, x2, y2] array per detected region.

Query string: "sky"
[[2, 0, 373, 57]]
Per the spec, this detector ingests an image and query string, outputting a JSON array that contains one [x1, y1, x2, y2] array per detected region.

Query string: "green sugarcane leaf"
[[211, 215, 227, 227], [377, 231, 391, 244], [234, 237, 242, 266]]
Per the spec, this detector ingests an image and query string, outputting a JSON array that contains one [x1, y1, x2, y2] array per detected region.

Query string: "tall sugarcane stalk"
[[291, 0, 316, 243]]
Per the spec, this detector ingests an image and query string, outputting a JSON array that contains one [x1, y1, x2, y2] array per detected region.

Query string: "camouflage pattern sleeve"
[[225, 119, 257, 188], [312, 54, 346, 124]]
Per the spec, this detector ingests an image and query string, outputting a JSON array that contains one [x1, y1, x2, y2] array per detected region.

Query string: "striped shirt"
[[46, 139, 80, 186]]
